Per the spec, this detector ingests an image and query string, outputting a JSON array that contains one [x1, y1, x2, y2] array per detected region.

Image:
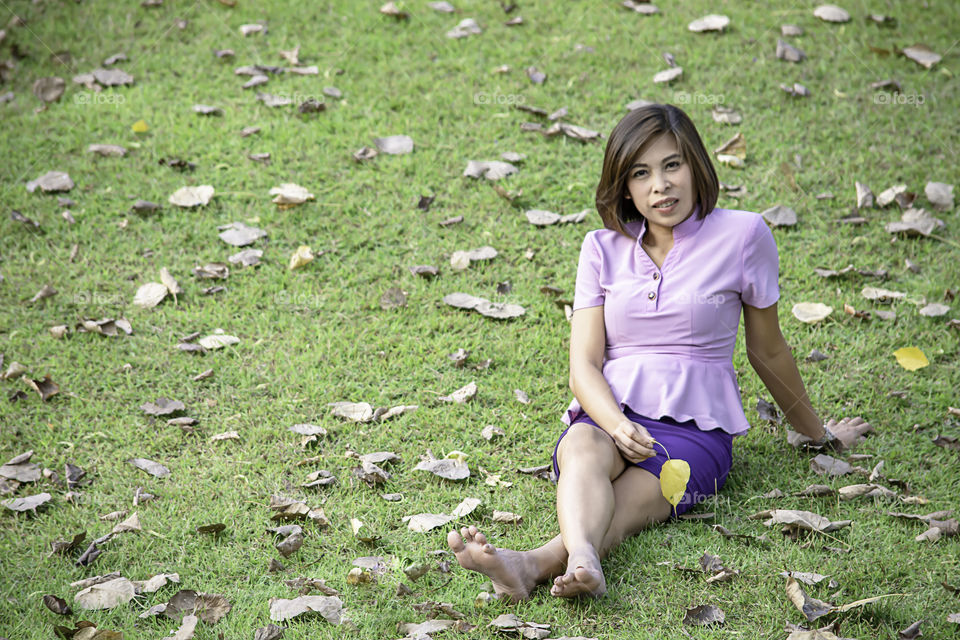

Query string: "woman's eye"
[[667, 161, 680, 169], [632, 170, 646, 178]]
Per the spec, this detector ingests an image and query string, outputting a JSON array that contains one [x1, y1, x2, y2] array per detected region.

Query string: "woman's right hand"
[[610, 419, 656, 463]]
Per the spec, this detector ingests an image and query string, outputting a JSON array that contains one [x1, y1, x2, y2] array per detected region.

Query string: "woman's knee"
[[557, 423, 619, 470]]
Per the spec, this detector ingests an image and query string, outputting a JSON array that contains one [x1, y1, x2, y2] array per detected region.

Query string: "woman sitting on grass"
[[447, 103, 869, 600]]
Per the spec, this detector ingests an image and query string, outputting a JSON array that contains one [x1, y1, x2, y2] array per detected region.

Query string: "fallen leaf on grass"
[[813, 5, 850, 22], [218, 221, 266, 246], [22, 374, 60, 401], [785, 576, 834, 622], [229, 248, 263, 267], [653, 67, 682, 84], [683, 604, 725, 626], [762, 204, 798, 226], [463, 160, 518, 181], [443, 292, 525, 319], [777, 38, 806, 63], [792, 303, 832, 323], [163, 590, 231, 624], [26, 170, 74, 193], [899, 44, 941, 69], [786, 575, 906, 622], [688, 14, 729, 32], [289, 245, 315, 270], [75, 577, 136, 610], [751, 509, 852, 534], [894, 347, 929, 371], [450, 246, 498, 269], [838, 484, 897, 500], [140, 397, 185, 415], [127, 458, 170, 478], [446, 18, 482, 39], [489, 613, 550, 638], [276, 531, 303, 557], [111, 512, 141, 534], [810, 454, 853, 476], [136, 573, 180, 593], [404, 512, 456, 532], [416, 456, 470, 481], [197, 331, 240, 350], [715, 132, 746, 167], [915, 518, 958, 542], [270, 183, 314, 206], [87, 143, 127, 157], [862, 286, 906, 302], [173, 614, 198, 640], [168, 185, 214, 208], [440, 381, 477, 403], [133, 282, 168, 308], [492, 510, 522, 524], [43, 594, 72, 615], [329, 401, 373, 422], [525, 209, 589, 226]]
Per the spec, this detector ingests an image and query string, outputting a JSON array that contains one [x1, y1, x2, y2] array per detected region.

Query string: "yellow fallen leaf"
[[289, 245, 315, 270], [131, 119, 149, 133], [653, 440, 690, 510], [893, 347, 929, 371], [660, 459, 690, 508]]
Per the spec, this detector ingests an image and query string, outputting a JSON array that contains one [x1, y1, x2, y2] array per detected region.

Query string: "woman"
[[447, 104, 869, 601]]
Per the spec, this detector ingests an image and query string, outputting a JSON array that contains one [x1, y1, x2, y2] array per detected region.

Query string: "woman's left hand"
[[822, 416, 873, 450]]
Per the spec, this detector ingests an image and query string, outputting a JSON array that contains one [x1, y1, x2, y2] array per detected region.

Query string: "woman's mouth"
[[652, 198, 678, 212]]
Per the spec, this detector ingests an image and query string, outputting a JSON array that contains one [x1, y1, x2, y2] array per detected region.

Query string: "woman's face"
[[625, 132, 695, 231]]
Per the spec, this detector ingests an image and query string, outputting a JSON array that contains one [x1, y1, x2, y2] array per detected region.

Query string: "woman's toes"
[[447, 530, 467, 553]]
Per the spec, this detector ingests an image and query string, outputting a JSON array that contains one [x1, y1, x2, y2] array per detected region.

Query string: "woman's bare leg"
[[550, 422, 626, 597], [447, 459, 672, 601]]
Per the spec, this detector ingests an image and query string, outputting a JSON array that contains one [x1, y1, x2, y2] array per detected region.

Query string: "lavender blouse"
[[564, 207, 780, 436]]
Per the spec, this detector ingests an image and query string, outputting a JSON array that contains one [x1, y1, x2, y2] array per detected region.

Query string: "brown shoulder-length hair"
[[595, 104, 718, 239]]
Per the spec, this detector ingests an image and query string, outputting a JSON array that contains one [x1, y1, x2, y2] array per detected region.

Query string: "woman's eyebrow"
[[629, 153, 681, 169]]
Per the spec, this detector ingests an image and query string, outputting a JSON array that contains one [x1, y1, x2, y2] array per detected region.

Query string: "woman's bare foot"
[[447, 526, 539, 602], [549, 546, 606, 598]]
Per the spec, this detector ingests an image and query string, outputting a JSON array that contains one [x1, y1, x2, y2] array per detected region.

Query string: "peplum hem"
[[562, 353, 750, 436]]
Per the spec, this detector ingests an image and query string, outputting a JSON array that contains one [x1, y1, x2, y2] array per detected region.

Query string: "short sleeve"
[[573, 232, 605, 310], [740, 215, 780, 308]]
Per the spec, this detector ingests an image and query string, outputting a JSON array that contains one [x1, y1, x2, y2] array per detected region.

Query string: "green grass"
[[1, 0, 958, 638]]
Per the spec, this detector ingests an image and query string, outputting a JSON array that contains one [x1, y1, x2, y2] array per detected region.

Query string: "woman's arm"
[[569, 306, 655, 461], [742, 302, 828, 440]]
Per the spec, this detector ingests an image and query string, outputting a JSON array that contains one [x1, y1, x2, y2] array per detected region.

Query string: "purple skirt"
[[551, 406, 734, 517]]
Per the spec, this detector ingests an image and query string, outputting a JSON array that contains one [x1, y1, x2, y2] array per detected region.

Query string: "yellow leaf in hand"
[[660, 459, 690, 508], [893, 347, 929, 371]]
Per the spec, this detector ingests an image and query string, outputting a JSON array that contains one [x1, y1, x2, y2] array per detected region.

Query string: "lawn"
[[0, 0, 958, 638]]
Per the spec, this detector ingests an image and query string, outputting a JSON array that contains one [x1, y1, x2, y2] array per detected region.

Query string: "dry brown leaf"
[[688, 14, 729, 32], [168, 185, 214, 207], [133, 282, 168, 308], [813, 5, 850, 22], [792, 302, 832, 323], [415, 457, 470, 481], [75, 577, 136, 610], [440, 381, 477, 403]]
